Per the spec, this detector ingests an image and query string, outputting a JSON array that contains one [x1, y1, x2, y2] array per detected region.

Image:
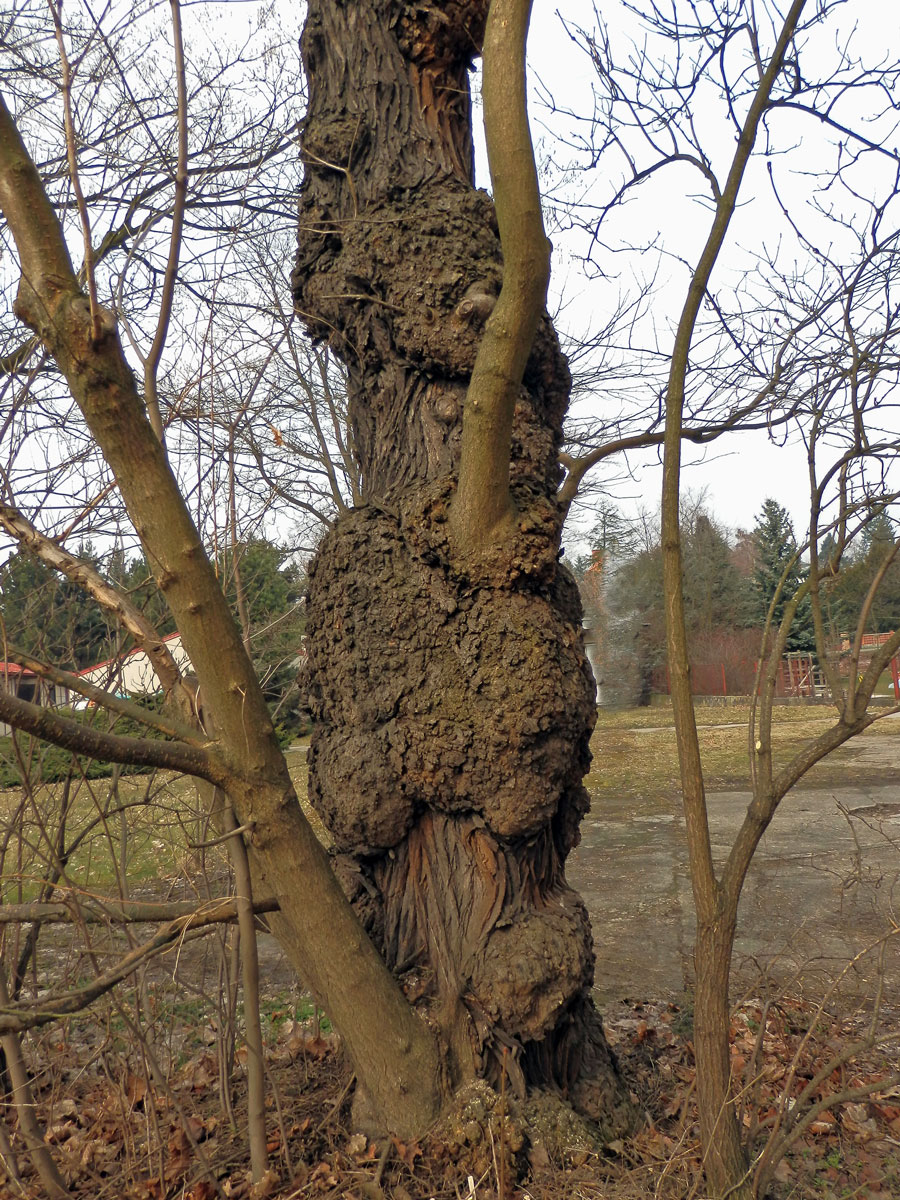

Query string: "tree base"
[[426, 1077, 639, 1186]]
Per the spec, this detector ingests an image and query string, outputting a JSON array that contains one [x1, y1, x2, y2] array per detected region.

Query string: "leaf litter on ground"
[[2, 991, 898, 1200]]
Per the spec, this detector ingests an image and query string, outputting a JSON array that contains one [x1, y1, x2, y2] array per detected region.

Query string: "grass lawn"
[[591, 701, 900, 801], [1, 712, 897, 1199], [3, 706, 896, 897]]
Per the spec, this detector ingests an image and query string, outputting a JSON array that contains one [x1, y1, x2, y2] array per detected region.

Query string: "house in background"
[[0, 634, 194, 736], [78, 632, 192, 697], [0, 663, 70, 736]]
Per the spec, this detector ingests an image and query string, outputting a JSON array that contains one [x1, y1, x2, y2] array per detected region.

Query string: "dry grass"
[[590, 704, 900, 801], [594, 701, 838, 730]]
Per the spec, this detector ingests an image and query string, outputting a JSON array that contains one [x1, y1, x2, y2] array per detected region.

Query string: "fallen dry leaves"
[[0, 993, 897, 1199]]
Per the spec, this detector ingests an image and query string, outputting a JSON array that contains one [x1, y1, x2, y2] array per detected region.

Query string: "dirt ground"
[[3, 717, 900, 1199]]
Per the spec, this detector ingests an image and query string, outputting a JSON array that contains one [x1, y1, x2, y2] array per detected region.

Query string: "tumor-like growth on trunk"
[[294, 0, 631, 1133]]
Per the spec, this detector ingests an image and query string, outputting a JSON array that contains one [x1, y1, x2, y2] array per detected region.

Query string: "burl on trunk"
[[293, 1, 630, 1135]]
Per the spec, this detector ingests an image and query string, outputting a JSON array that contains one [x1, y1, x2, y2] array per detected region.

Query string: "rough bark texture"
[[294, 1, 630, 1133]]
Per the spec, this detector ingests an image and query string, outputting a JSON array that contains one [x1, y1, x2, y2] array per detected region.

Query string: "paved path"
[[570, 731, 900, 1004]]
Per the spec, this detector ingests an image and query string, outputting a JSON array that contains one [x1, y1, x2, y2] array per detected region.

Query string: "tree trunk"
[[693, 920, 752, 1200], [294, 0, 631, 1134]]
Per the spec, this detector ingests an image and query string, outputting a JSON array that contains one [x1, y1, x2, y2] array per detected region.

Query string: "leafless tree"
[[0, 0, 648, 1184], [552, 2, 900, 1195]]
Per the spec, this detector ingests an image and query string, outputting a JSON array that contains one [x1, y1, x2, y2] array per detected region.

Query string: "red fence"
[[650, 660, 758, 697], [651, 654, 900, 699]]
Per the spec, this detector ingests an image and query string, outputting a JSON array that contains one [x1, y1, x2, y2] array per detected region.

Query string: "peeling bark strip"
[[295, 2, 632, 1130]]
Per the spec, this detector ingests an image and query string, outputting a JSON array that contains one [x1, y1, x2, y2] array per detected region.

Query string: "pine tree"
[[824, 512, 900, 635], [0, 545, 114, 669]]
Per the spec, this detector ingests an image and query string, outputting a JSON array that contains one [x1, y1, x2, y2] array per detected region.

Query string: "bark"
[[693, 922, 750, 1198], [294, 1, 631, 1133]]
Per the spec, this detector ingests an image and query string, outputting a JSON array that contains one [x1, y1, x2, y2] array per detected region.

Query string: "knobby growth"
[[292, 0, 633, 1131]]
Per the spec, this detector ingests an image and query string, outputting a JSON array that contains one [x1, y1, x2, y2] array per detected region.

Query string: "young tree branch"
[[451, 0, 551, 546], [0, 84, 444, 1138], [0, 500, 186, 697], [662, 0, 809, 924], [48, 0, 101, 346], [0, 898, 275, 1033], [0, 685, 227, 782], [0, 895, 278, 925], [142, 0, 190, 442], [0, 646, 205, 744]]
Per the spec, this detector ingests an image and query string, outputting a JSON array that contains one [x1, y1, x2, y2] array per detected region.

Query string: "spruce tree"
[[751, 499, 815, 653]]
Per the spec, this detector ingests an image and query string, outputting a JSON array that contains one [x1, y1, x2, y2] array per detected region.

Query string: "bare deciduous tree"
[[0, 0, 639, 1168], [555, 3, 900, 1195]]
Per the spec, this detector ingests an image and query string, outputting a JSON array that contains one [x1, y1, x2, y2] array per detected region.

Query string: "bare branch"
[[0, 894, 278, 925], [141, 0, 190, 442], [0, 500, 186, 696], [0, 896, 278, 1033], [451, 0, 551, 545]]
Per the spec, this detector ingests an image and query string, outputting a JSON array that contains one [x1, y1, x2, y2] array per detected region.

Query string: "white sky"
[[489, 0, 900, 546], [2, 0, 896, 558]]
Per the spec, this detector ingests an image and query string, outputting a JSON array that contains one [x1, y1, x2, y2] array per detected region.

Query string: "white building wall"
[[79, 633, 192, 695]]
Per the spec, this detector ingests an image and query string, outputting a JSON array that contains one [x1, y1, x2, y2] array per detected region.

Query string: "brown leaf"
[[187, 1114, 208, 1143], [527, 1142, 551, 1170], [165, 1151, 190, 1182], [290, 1033, 335, 1059], [46, 1121, 76, 1145], [391, 1138, 421, 1165], [773, 1159, 794, 1184], [359, 1183, 385, 1200], [809, 1111, 837, 1134], [249, 1168, 279, 1199], [125, 1071, 148, 1108], [346, 1132, 367, 1156]]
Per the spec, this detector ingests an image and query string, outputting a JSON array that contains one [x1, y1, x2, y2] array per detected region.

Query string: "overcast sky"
[[482, 0, 900, 545]]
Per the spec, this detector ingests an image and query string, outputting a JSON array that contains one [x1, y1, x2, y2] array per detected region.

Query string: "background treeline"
[[572, 496, 900, 705], [0, 536, 306, 740]]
